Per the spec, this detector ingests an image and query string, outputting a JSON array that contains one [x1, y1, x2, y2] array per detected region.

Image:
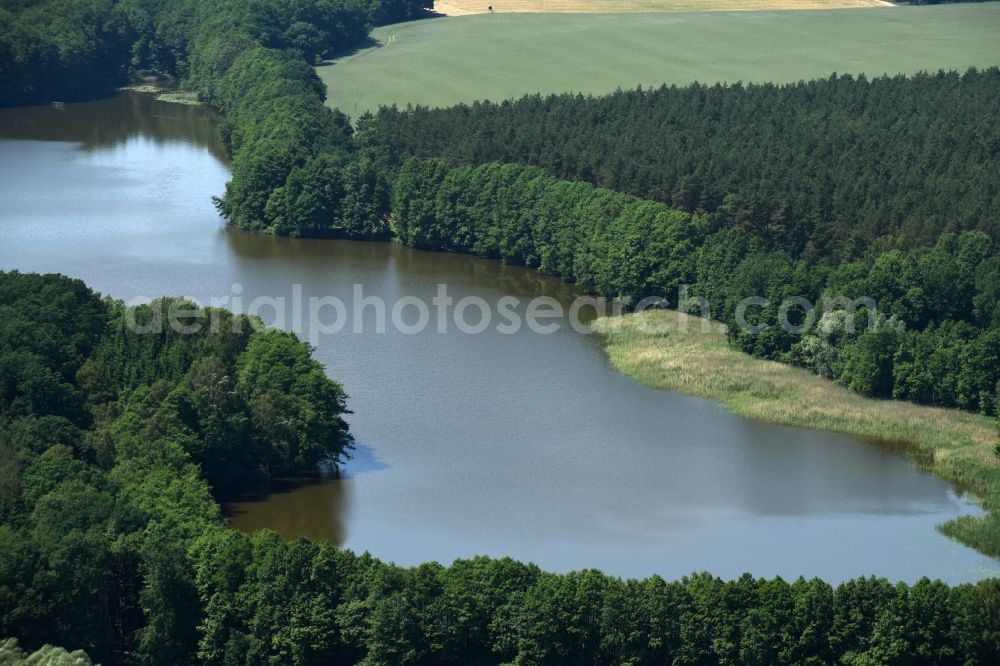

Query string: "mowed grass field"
[[319, 4, 1000, 117], [434, 0, 889, 16]]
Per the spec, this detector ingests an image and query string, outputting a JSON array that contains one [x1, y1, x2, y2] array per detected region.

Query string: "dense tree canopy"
[[0, 637, 96, 665], [0, 270, 353, 662], [364, 69, 1000, 263], [0, 0, 431, 105]]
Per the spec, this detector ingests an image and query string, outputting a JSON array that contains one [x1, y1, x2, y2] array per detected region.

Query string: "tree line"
[[2, 270, 999, 665], [362, 69, 1000, 263], [0, 0, 431, 106], [0, 270, 351, 662]]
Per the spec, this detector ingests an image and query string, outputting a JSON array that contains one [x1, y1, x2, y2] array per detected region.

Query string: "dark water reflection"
[[224, 443, 390, 544], [225, 475, 350, 545], [2, 93, 999, 583], [224, 230, 584, 304], [0, 91, 226, 162]]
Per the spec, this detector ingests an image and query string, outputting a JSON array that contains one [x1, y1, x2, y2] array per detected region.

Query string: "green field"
[[319, 4, 1000, 117]]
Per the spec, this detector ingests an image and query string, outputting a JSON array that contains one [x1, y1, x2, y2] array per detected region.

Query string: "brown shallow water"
[[1, 92, 998, 583]]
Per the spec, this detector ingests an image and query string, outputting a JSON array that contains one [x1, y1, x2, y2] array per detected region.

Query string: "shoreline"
[[592, 310, 1000, 559]]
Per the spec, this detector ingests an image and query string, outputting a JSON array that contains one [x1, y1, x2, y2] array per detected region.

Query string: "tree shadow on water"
[[341, 442, 390, 477]]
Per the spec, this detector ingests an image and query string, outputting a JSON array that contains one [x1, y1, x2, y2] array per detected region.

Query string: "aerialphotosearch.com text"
[[124, 283, 881, 345]]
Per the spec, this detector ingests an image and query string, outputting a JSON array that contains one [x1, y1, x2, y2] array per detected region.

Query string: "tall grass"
[[592, 311, 1000, 558]]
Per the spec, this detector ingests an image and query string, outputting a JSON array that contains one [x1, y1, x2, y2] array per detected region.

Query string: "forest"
[[0, 0, 430, 106], [364, 71, 1000, 262], [2, 270, 1000, 665]]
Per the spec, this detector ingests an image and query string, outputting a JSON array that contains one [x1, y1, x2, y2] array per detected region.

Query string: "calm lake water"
[[2, 92, 998, 583]]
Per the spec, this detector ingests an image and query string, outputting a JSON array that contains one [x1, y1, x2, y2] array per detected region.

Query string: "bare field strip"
[[433, 0, 891, 15]]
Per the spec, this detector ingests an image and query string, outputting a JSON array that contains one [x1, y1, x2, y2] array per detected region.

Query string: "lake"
[[1, 91, 997, 583]]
